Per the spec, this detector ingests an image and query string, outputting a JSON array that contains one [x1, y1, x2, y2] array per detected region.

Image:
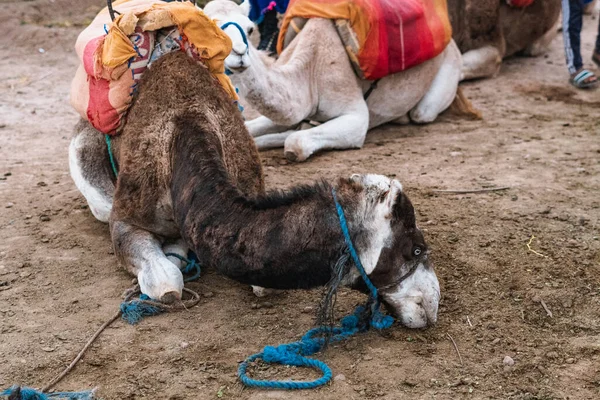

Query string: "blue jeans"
[[562, 0, 600, 74]]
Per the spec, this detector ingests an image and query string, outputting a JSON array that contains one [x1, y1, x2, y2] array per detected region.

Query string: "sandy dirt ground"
[[1, 1, 600, 399]]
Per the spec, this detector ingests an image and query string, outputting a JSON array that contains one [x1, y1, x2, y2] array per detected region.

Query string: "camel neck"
[[232, 46, 313, 124], [170, 116, 363, 290]]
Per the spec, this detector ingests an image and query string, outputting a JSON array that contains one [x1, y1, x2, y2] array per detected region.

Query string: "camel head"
[[345, 174, 440, 329], [204, 0, 255, 73]]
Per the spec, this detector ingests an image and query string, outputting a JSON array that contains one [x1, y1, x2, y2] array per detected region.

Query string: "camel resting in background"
[[204, 0, 469, 162], [69, 51, 441, 328], [448, 0, 562, 80]]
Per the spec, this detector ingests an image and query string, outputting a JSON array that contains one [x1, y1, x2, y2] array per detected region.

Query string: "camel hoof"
[[160, 291, 182, 304], [252, 285, 277, 297], [284, 150, 299, 162]]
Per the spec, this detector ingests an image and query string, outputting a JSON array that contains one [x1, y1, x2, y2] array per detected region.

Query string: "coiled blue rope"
[[238, 189, 394, 389], [1, 386, 94, 400], [119, 252, 201, 324]]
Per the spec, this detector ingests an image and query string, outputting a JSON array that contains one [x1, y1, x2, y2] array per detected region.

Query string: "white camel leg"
[[245, 116, 295, 138], [163, 238, 189, 270], [283, 103, 369, 162], [68, 122, 114, 223], [460, 45, 503, 81], [111, 220, 184, 303], [410, 42, 462, 123], [254, 130, 295, 149]]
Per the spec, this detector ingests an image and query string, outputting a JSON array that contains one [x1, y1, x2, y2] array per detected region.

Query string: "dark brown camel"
[[448, 0, 562, 80], [70, 51, 440, 328]]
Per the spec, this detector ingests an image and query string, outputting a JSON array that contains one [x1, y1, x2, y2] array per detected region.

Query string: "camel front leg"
[[283, 105, 369, 162], [461, 45, 503, 81], [245, 116, 296, 138], [110, 219, 184, 303], [163, 238, 189, 270], [254, 131, 296, 149]]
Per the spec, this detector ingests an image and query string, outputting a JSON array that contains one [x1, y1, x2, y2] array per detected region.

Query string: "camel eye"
[[248, 27, 254, 36], [413, 246, 422, 257]]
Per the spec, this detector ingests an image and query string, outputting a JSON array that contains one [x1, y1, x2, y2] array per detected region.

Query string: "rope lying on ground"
[[2, 257, 201, 399], [237, 188, 394, 390]]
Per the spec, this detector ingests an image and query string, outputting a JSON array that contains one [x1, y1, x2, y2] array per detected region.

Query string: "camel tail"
[[448, 87, 482, 120]]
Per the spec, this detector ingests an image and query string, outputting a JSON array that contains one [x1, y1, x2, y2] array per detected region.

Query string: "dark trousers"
[[562, 0, 600, 74], [597, 14, 600, 54]]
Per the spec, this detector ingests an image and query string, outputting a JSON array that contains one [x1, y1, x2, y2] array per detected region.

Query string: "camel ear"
[[391, 179, 403, 193], [239, 0, 250, 16], [383, 180, 403, 217]]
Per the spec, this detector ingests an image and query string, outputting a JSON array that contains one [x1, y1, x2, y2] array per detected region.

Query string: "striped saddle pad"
[[278, 0, 453, 80]]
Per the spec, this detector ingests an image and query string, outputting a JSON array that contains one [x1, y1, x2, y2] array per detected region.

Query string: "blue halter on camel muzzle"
[[219, 21, 249, 76], [237, 188, 394, 390]]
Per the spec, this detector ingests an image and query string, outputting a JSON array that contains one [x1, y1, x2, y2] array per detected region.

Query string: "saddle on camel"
[[68, 0, 441, 331], [278, 0, 453, 79]]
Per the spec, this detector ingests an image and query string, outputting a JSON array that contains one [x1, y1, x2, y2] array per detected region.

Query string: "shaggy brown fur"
[[170, 114, 426, 290], [500, 0, 562, 57], [71, 46, 438, 323], [110, 51, 264, 238], [448, 0, 561, 57]]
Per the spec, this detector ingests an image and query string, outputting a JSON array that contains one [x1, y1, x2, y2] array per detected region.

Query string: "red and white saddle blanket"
[[278, 0, 453, 80], [70, 0, 236, 135], [506, 0, 535, 7]]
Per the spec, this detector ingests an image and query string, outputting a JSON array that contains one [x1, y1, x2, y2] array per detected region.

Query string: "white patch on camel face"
[[203, 3, 255, 73], [381, 259, 440, 329], [68, 136, 113, 223], [349, 174, 403, 275]]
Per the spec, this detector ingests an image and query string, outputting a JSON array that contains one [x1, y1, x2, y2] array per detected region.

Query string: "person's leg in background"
[[594, 10, 600, 65], [562, 0, 598, 87], [257, 8, 279, 54]]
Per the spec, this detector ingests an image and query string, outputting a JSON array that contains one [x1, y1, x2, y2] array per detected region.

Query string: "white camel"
[[203, 0, 465, 162]]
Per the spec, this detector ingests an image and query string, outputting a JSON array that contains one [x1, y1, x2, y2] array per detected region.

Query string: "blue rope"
[[104, 135, 118, 178], [119, 252, 201, 324], [1, 386, 94, 399], [332, 188, 394, 331], [119, 294, 162, 325], [164, 252, 201, 282], [238, 189, 394, 389]]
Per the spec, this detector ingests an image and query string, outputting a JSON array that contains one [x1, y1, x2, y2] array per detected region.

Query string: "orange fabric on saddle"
[[70, 0, 236, 135], [277, 0, 453, 80]]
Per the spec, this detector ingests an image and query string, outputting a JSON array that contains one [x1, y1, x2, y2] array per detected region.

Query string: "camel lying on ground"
[[448, 0, 562, 80], [204, 0, 466, 162], [70, 51, 440, 328]]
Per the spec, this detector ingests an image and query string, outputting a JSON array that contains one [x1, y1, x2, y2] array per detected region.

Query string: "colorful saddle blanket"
[[277, 0, 452, 80], [506, 0, 535, 7], [70, 0, 236, 135]]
